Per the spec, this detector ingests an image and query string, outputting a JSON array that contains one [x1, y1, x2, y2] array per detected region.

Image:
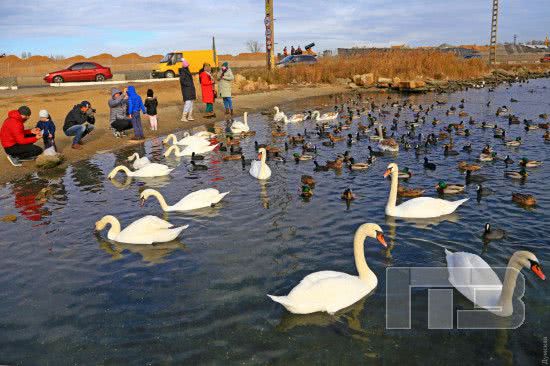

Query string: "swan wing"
[[117, 222, 188, 245], [249, 160, 261, 178], [134, 163, 172, 177], [124, 215, 174, 232], [392, 197, 468, 218], [174, 189, 228, 210], [133, 157, 151, 169]]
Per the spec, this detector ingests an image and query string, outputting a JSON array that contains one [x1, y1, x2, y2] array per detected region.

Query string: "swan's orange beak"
[[383, 168, 392, 178], [531, 263, 546, 280], [376, 231, 387, 247], [257, 152, 262, 160]]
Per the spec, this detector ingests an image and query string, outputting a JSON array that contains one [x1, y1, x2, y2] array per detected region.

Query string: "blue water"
[[0, 79, 549, 365]]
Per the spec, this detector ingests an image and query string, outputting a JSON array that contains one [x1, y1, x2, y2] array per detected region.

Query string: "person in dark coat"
[[36, 109, 57, 151], [63, 101, 95, 149], [179, 60, 196, 122], [108, 87, 133, 138], [144, 89, 158, 131]]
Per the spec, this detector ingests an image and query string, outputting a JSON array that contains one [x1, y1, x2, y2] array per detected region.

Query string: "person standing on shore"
[[199, 63, 216, 118], [283, 47, 288, 57], [290, 46, 295, 55], [179, 60, 196, 122], [144, 89, 158, 131], [126, 86, 147, 140], [1, 106, 43, 166], [63, 101, 95, 149], [108, 87, 133, 138], [36, 109, 57, 151], [217, 62, 234, 121]]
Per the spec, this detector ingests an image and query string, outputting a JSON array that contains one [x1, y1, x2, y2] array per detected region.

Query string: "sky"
[[0, 0, 548, 57]]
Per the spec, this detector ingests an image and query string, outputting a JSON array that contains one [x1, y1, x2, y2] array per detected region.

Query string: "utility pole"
[[265, 0, 275, 70], [513, 34, 517, 45], [489, 0, 499, 65]]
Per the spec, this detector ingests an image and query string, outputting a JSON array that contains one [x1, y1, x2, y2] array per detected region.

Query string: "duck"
[[341, 188, 356, 201], [163, 132, 210, 147], [268, 223, 387, 314], [289, 134, 305, 144], [127, 153, 151, 169], [311, 110, 339, 121], [189, 161, 208, 171], [250, 148, 271, 180], [397, 185, 425, 198], [478, 152, 496, 162], [368, 146, 384, 157], [503, 155, 514, 164], [281, 112, 307, 124], [436, 181, 465, 194], [462, 143, 473, 153], [293, 153, 313, 162], [313, 161, 330, 172], [164, 143, 218, 157], [476, 184, 494, 199], [378, 138, 400, 152], [445, 249, 545, 316], [273, 106, 286, 122], [230, 112, 250, 134], [457, 161, 481, 171], [465, 170, 487, 184], [301, 175, 315, 186], [482, 223, 506, 241], [108, 164, 173, 179], [140, 188, 230, 212], [347, 158, 370, 171], [398, 167, 412, 179], [271, 127, 287, 137], [300, 185, 313, 198], [325, 157, 343, 170], [444, 145, 459, 156], [223, 153, 242, 161], [512, 192, 537, 206], [519, 158, 542, 168], [384, 163, 468, 218], [504, 169, 528, 179], [505, 137, 522, 147], [95, 215, 188, 245], [423, 157, 436, 170]]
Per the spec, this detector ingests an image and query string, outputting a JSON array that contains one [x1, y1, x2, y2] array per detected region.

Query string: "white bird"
[[445, 249, 545, 317], [273, 106, 286, 122], [249, 147, 271, 180], [140, 188, 230, 212], [164, 143, 218, 157], [163, 132, 211, 146], [281, 113, 307, 124], [108, 164, 173, 179], [311, 110, 339, 121], [230, 112, 250, 133], [95, 215, 188, 244], [268, 223, 387, 314], [127, 152, 151, 169], [384, 163, 468, 218]]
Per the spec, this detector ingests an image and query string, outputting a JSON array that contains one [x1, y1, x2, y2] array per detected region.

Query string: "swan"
[[164, 144, 218, 158], [163, 132, 211, 146], [249, 147, 271, 180], [230, 112, 250, 133], [127, 152, 151, 169], [140, 188, 229, 212], [281, 113, 306, 124], [311, 110, 339, 121], [108, 164, 173, 178], [384, 163, 468, 218], [268, 223, 387, 314], [273, 106, 286, 122], [95, 215, 188, 245], [445, 249, 545, 317]]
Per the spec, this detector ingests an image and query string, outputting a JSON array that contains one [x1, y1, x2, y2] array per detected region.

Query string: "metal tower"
[[489, 0, 499, 65]]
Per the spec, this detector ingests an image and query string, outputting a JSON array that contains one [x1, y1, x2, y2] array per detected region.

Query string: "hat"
[[182, 59, 190, 68], [39, 109, 49, 118], [18, 105, 31, 116], [222, 62, 229, 68], [80, 101, 91, 108]]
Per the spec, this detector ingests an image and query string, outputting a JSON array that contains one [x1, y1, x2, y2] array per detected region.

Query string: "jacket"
[[199, 71, 215, 104], [108, 87, 128, 123], [0, 110, 37, 148], [126, 86, 146, 114], [179, 68, 196, 101], [217, 68, 234, 98], [63, 104, 95, 133], [36, 118, 56, 138], [144, 97, 158, 115]]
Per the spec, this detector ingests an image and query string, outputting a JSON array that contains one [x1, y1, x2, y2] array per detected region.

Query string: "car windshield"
[[160, 53, 173, 63]]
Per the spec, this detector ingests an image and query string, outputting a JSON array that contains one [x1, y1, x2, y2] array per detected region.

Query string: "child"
[[126, 85, 147, 140], [144, 89, 158, 131], [36, 109, 57, 151]]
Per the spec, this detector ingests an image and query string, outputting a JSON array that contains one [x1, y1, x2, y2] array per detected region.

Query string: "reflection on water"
[[0, 79, 548, 364]]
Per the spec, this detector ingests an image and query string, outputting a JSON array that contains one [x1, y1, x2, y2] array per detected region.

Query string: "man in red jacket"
[[0, 106, 43, 166]]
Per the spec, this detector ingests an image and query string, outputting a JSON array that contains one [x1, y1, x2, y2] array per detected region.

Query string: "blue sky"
[[0, 0, 548, 57]]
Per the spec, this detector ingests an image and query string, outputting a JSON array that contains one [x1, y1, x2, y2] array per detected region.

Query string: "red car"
[[44, 62, 113, 83], [540, 54, 550, 63]]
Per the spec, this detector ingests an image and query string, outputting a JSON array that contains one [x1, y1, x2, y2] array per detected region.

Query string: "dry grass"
[[241, 50, 491, 84]]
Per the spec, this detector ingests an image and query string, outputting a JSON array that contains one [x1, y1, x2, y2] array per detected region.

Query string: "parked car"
[[44, 62, 113, 83], [540, 54, 550, 63], [276, 55, 317, 68]]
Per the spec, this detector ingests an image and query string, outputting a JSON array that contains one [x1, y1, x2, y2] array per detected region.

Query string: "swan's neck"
[[353, 226, 376, 283], [165, 145, 181, 157], [497, 254, 523, 315], [104, 216, 121, 240], [166, 134, 177, 144], [244, 113, 248, 126], [112, 165, 132, 177], [151, 191, 170, 211], [377, 125, 383, 138], [129, 153, 138, 161], [259, 151, 266, 177], [386, 171, 398, 214]]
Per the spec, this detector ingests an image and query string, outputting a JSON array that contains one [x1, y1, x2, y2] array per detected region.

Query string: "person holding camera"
[[63, 101, 95, 150], [217, 62, 234, 121], [1, 106, 43, 166]]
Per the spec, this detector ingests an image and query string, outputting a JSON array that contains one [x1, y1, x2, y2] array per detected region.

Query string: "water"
[[0, 79, 549, 365]]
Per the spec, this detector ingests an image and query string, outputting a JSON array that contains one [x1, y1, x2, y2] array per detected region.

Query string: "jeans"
[[65, 124, 94, 145], [223, 97, 233, 110], [5, 144, 43, 159], [131, 111, 144, 138], [111, 118, 133, 132], [183, 100, 193, 113]]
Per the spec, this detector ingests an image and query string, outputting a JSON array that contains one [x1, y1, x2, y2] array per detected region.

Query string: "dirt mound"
[[89, 53, 115, 62], [64, 55, 87, 63], [1, 55, 22, 63], [220, 52, 265, 61], [25, 55, 55, 64]]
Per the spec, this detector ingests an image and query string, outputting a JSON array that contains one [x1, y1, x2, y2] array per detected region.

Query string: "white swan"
[[140, 188, 230, 212], [268, 223, 387, 314], [95, 215, 188, 244], [230, 112, 249, 133], [108, 164, 173, 178], [311, 110, 339, 121], [273, 106, 286, 122], [445, 249, 545, 317], [164, 143, 218, 158], [250, 147, 271, 180], [163, 132, 211, 146], [281, 113, 306, 124], [384, 163, 468, 218], [127, 152, 151, 169]]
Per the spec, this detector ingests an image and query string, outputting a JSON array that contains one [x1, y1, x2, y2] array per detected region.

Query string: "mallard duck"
[[503, 155, 514, 164], [423, 157, 436, 170], [444, 145, 459, 156], [368, 146, 384, 157], [512, 193, 537, 206], [328, 133, 344, 143], [301, 175, 315, 186], [481, 122, 496, 129], [272, 128, 287, 137], [326, 158, 343, 170], [223, 153, 242, 161], [519, 158, 542, 168], [457, 161, 481, 171], [505, 137, 522, 147], [347, 158, 370, 171], [289, 134, 305, 144], [436, 181, 465, 194], [225, 136, 240, 146], [397, 185, 425, 198], [544, 131, 550, 141], [300, 185, 313, 198], [504, 169, 528, 179], [476, 184, 494, 200], [398, 167, 412, 179], [462, 143, 473, 153], [465, 170, 487, 184], [482, 223, 506, 241], [479, 152, 496, 162], [313, 161, 330, 172], [341, 188, 356, 201]]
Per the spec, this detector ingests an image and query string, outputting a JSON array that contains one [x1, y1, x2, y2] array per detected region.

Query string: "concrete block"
[[16, 76, 45, 87]]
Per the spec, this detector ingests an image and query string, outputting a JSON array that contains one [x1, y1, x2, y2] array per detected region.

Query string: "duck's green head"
[[521, 157, 528, 163], [301, 185, 311, 193], [403, 167, 409, 173], [293, 153, 300, 158], [438, 181, 447, 188]]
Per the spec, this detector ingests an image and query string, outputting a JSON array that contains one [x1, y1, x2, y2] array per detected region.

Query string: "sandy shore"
[[0, 82, 349, 184]]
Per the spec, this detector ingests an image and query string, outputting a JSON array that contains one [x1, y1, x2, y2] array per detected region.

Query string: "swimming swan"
[[273, 106, 286, 122], [311, 110, 339, 121], [249, 147, 271, 180], [268, 223, 387, 314], [163, 132, 211, 146], [164, 143, 218, 157], [384, 163, 468, 218], [95, 215, 188, 244], [127, 152, 151, 169], [108, 164, 173, 178], [140, 188, 230, 212], [231, 112, 250, 133]]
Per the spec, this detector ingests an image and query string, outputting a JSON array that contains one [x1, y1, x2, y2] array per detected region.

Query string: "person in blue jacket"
[[126, 85, 147, 140], [36, 109, 57, 151]]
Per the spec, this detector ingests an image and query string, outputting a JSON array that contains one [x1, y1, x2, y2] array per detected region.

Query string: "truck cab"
[[152, 50, 218, 78]]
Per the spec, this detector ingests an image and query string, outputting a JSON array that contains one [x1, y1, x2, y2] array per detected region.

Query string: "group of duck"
[[95, 89, 546, 318]]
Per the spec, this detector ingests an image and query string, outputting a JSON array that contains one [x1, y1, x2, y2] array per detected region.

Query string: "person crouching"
[[63, 101, 96, 150]]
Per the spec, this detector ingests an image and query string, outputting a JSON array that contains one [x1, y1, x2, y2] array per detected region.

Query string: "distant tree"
[[246, 40, 263, 53]]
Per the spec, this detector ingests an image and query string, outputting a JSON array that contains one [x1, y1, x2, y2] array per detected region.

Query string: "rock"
[[1, 214, 17, 223], [268, 84, 279, 90], [361, 73, 374, 86], [347, 82, 359, 89], [36, 153, 64, 169], [399, 80, 427, 90], [352, 74, 363, 86]]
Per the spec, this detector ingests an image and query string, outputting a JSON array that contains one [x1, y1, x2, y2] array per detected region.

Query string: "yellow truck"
[[151, 50, 218, 78]]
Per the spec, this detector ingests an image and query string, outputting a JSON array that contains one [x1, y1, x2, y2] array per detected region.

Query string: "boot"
[[224, 108, 231, 121], [181, 110, 188, 122], [230, 109, 234, 122], [187, 111, 195, 121]]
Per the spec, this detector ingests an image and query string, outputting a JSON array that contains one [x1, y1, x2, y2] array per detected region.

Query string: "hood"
[[126, 86, 137, 96], [7, 110, 23, 122], [111, 87, 122, 97]]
